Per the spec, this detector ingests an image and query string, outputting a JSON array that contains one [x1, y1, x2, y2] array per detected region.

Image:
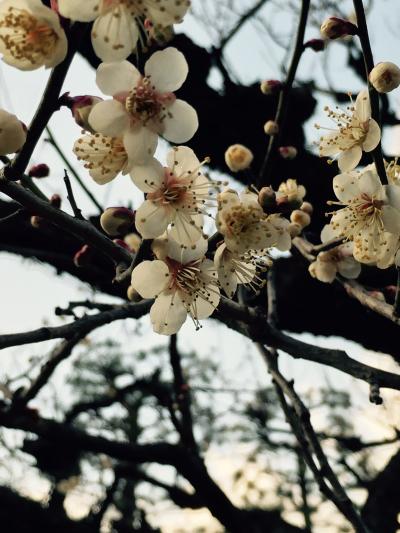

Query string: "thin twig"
[[258, 0, 310, 187], [352, 0, 387, 184], [63, 170, 84, 219]]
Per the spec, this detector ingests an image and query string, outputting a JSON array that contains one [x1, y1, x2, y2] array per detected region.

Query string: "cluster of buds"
[[225, 144, 254, 172], [369, 62, 400, 93], [320, 17, 358, 40], [100, 207, 135, 237], [30, 194, 61, 229], [260, 79, 283, 95]]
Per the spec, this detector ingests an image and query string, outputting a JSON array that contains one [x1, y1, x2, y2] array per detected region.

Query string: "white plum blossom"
[[327, 166, 400, 266], [0, 0, 67, 70], [214, 242, 271, 298], [308, 225, 361, 283], [88, 47, 198, 165], [276, 179, 306, 206], [216, 189, 278, 254], [73, 133, 131, 184], [317, 90, 381, 171], [0, 108, 26, 155], [131, 146, 214, 245], [131, 237, 219, 335], [58, 0, 190, 62]]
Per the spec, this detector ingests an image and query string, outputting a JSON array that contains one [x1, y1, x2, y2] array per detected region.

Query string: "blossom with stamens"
[[58, 0, 190, 62], [216, 189, 278, 254], [309, 225, 361, 283], [0, 0, 67, 70], [73, 133, 131, 185], [214, 242, 271, 298], [276, 179, 306, 207], [131, 146, 214, 245], [317, 90, 381, 171], [131, 237, 220, 335], [327, 166, 400, 266], [88, 47, 198, 165]]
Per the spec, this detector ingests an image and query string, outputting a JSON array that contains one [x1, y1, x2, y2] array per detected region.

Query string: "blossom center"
[[166, 258, 202, 294], [124, 77, 175, 126], [0, 8, 58, 64]]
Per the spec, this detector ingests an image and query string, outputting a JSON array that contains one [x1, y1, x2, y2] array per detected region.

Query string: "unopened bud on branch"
[[100, 207, 135, 237], [290, 209, 311, 228], [224, 144, 253, 172], [258, 186, 276, 211], [260, 79, 282, 95], [50, 194, 61, 208], [28, 163, 50, 178], [369, 62, 400, 93], [124, 232, 142, 253], [279, 146, 297, 159], [62, 94, 103, 132], [320, 17, 358, 40], [264, 120, 279, 135], [73, 244, 93, 268], [304, 39, 325, 52]]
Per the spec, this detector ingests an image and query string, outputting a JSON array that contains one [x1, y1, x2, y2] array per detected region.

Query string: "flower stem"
[[257, 0, 310, 188], [352, 0, 387, 184]]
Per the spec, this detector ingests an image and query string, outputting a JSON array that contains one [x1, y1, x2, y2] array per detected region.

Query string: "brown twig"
[[63, 170, 84, 219]]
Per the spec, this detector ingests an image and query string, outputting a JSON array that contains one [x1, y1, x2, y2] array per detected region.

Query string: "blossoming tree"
[[1, 0, 400, 531]]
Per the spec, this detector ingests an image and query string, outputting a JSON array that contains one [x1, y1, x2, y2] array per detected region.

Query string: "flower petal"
[[338, 257, 361, 279], [96, 61, 141, 96], [130, 158, 165, 192], [145, 47, 188, 93], [333, 171, 361, 202], [135, 200, 170, 239], [88, 100, 129, 137], [381, 205, 400, 234], [92, 7, 139, 62], [358, 169, 382, 197], [355, 89, 371, 122], [123, 127, 158, 164], [166, 236, 208, 263], [362, 119, 381, 152], [150, 290, 187, 335], [162, 99, 198, 143], [58, 0, 99, 21], [169, 213, 204, 246], [338, 145, 362, 171], [147, 0, 189, 26], [166, 146, 200, 175], [131, 260, 171, 298]]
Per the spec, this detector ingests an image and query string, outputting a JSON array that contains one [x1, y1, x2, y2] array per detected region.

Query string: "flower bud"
[[127, 285, 141, 302], [73, 244, 93, 268], [279, 146, 297, 159], [369, 62, 400, 93], [304, 38, 325, 52], [258, 186, 276, 211], [100, 207, 135, 237], [264, 120, 279, 135], [63, 94, 103, 133], [308, 259, 337, 283], [289, 222, 302, 238], [50, 194, 61, 208], [260, 79, 282, 95], [290, 209, 311, 228], [28, 163, 50, 178], [320, 17, 358, 40], [0, 109, 26, 155], [224, 144, 254, 172], [276, 179, 306, 208], [300, 201, 313, 215], [30, 215, 46, 229], [113, 238, 131, 250], [124, 232, 142, 253]]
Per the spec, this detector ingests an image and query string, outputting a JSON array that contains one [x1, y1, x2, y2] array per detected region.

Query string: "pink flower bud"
[[100, 207, 135, 237], [320, 17, 358, 40], [260, 79, 282, 95], [50, 194, 61, 208], [28, 163, 50, 178], [304, 39, 325, 52], [63, 94, 103, 133], [113, 238, 131, 250], [279, 146, 297, 159], [30, 215, 46, 229], [73, 244, 93, 268]]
